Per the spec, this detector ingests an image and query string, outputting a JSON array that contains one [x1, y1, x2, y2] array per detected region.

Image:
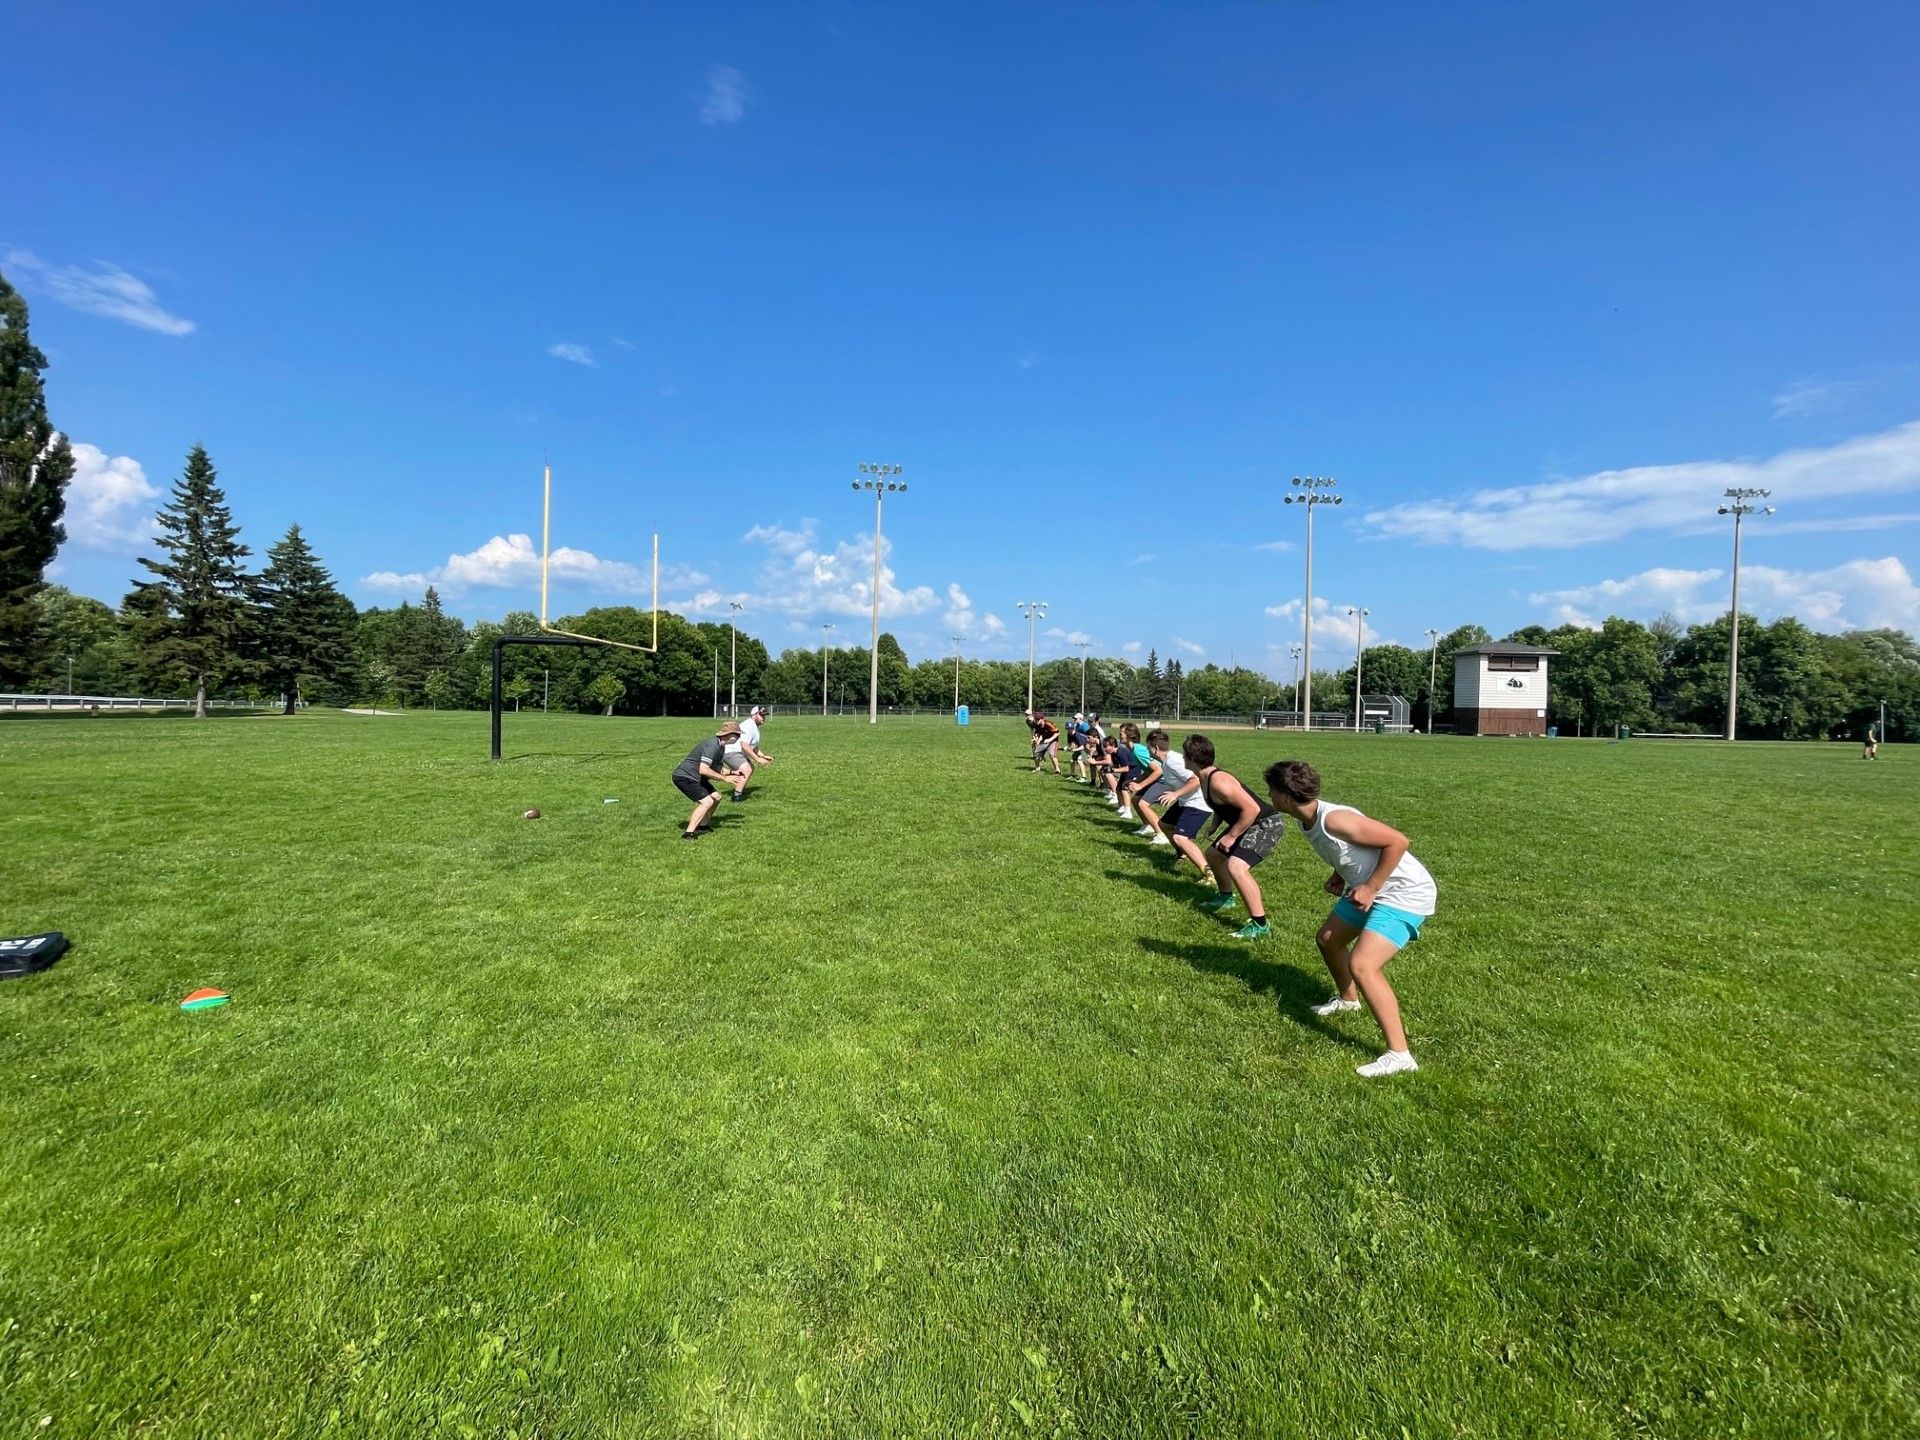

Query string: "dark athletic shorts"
[[673, 774, 714, 802], [1170, 805, 1210, 839], [1138, 779, 1177, 806], [1211, 812, 1285, 867]]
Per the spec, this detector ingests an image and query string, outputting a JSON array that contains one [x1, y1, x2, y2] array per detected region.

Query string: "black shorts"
[[673, 774, 714, 802], [1212, 812, 1285, 867], [1170, 805, 1210, 839]]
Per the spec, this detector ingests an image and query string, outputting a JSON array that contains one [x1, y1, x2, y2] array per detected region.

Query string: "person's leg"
[[1315, 910, 1364, 1000], [684, 790, 720, 835], [1349, 929, 1411, 1057], [1048, 741, 1062, 774], [1168, 812, 1209, 870], [1203, 845, 1237, 903], [729, 758, 754, 799], [1226, 855, 1267, 933]]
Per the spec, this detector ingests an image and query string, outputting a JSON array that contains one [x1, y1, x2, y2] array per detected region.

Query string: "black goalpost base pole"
[[491, 637, 505, 761], [491, 632, 625, 761]]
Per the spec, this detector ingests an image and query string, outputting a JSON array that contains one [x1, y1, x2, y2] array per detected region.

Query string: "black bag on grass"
[[0, 933, 69, 980]]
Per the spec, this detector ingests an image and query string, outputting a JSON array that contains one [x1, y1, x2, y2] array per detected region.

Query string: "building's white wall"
[[1454, 657, 1551, 712]]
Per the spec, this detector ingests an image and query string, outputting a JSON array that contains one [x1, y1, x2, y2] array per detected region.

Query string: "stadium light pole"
[[1289, 643, 1303, 723], [820, 622, 835, 717], [951, 633, 965, 710], [1425, 628, 1441, 734], [1348, 606, 1369, 731], [1075, 639, 1093, 712], [1284, 475, 1342, 730], [1017, 600, 1048, 710], [852, 463, 906, 724], [710, 646, 719, 719], [728, 601, 744, 719], [1716, 488, 1775, 741]]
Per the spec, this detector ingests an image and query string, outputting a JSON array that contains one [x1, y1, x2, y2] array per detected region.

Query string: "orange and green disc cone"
[[180, 988, 230, 1011]]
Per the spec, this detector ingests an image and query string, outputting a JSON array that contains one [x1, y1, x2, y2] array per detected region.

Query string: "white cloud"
[[610, 337, 635, 350], [699, 65, 749, 125], [1173, 637, 1206, 656], [1044, 626, 1094, 646], [1122, 641, 1143, 655], [1531, 556, 1920, 632], [361, 532, 702, 597], [1772, 377, 1874, 419], [672, 517, 938, 621], [1015, 352, 1040, 370], [64, 442, 159, 550], [547, 342, 595, 367], [1364, 422, 1920, 552], [1252, 539, 1296, 553], [4, 249, 194, 335], [1766, 511, 1920, 536], [945, 583, 1012, 640], [1129, 553, 1156, 565], [1265, 597, 1394, 654]]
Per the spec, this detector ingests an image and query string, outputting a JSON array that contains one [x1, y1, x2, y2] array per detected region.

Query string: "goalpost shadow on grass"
[[1134, 933, 1377, 1055]]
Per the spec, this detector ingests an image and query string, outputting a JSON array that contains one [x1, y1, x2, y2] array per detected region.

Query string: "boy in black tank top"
[[1184, 734, 1284, 940]]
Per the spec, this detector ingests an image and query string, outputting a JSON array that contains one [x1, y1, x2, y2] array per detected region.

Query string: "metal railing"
[[1, 693, 262, 713]]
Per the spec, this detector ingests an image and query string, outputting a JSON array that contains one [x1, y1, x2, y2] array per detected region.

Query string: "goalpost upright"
[[490, 463, 664, 759]]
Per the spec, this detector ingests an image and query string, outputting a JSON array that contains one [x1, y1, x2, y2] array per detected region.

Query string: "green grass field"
[[2, 711, 1915, 1438]]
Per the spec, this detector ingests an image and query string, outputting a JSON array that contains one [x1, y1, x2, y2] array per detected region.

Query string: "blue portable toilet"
[[955, 704, 970, 726]]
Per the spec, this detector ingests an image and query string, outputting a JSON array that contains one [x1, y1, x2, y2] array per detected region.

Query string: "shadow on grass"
[[1135, 934, 1376, 1055], [1102, 864, 1199, 903]]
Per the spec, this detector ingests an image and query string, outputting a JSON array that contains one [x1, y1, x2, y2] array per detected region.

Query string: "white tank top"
[[1302, 801, 1437, 916]]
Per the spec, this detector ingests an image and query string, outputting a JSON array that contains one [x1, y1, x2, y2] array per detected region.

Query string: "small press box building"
[[1452, 643, 1559, 736]]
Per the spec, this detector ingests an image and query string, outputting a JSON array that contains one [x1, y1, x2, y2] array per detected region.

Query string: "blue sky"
[[9, 1, 1918, 674]]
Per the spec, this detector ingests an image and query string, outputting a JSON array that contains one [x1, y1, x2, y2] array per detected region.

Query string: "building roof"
[[1451, 643, 1561, 657]]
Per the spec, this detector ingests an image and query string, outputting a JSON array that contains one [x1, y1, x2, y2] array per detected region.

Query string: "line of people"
[[1026, 708, 1438, 1078]]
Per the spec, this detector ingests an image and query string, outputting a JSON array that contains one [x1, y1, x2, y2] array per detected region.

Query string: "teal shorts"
[[1332, 896, 1428, 949]]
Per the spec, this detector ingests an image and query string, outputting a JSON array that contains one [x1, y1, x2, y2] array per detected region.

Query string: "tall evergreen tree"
[[133, 445, 254, 717], [0, 270, 75, 686], [258, 524, 357, 713]]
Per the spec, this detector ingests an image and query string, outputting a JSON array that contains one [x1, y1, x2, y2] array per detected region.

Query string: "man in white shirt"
[[722, 704, 774, 801]]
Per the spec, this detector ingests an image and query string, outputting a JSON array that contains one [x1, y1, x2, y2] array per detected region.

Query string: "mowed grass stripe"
[[1, 712, 1914, 1437]]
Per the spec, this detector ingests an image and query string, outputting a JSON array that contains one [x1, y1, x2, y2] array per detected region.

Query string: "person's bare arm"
[[1211, 775, 1259, 850], [1323, 809, 1410, 909]]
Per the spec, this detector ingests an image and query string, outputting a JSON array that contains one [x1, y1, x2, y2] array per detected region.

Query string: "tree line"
[[4, 268, 1912, 737]]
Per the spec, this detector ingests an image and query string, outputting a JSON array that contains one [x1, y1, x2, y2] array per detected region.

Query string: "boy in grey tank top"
[[1264, 759, 1436, 1078]]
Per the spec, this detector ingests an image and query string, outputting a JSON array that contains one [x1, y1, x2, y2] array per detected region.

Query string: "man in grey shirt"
[[673, 721, 746, 839]]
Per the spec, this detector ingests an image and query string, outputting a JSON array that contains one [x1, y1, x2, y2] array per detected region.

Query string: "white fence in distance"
[[1, 693, 262, 713]]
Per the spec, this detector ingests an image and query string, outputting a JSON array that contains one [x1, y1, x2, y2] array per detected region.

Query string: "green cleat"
[[1200, 892, 1239, 913], [1231, 920, 1271, 940]]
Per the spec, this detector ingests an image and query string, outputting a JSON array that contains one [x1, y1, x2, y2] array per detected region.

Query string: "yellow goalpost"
[[537, 462, 660, 652]]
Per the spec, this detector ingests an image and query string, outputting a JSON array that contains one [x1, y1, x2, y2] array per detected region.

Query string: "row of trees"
[[4, 267, 1912, 738]]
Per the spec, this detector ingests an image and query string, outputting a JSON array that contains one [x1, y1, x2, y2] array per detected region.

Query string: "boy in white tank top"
[[1264, 760, 1436, 1078]]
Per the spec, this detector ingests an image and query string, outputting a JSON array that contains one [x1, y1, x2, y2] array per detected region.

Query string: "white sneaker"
[[1149, 833, 1171, 846], [1356, 1050, 1419, 1078], [1117, 807, 1134, 820], [1133, 825, 1155, 837], [1105, 796, 1119, 807], [1312, 996, 1363, 1016]]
